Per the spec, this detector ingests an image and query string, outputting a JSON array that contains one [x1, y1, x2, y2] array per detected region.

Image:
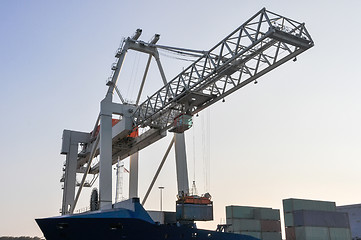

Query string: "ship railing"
[[75, 206, 90, 214]]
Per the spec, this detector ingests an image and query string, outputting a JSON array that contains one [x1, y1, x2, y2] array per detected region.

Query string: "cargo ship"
[[36, 198, 260, 240], [36, 8, 313, 240]]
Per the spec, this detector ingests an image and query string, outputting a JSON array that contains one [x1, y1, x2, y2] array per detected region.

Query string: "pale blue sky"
[[1, 0, 361, 238]]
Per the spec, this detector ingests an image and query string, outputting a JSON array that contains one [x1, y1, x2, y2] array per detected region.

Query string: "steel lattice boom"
[[132, 8, 313, 130]]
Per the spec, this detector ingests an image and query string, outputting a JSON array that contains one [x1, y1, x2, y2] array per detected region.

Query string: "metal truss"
[[132, 8, 314, 131]]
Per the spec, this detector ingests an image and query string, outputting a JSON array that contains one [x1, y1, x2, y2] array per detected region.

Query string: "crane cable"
[[191, 111, 211, 195], [158, 48, 201, 62], [123, 52, 140, 103], [202, 109, 211, 193], [192, 121, 197, 196]]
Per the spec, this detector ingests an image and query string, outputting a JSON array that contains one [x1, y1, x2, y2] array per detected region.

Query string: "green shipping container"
[[227, 218, 261, 232], [226, 218, 234, 232], [283, 198, 336, 213], [261, 231, 282, 240], [295, 226, 330, 240], [329, 228, 351, 240], [284, 212, 294, 227], [226, 206, 255, 219], [254, 208, 280, 220]]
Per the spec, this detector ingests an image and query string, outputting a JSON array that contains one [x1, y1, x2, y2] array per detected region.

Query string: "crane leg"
[[99, 100, 113, 210], [129, 152, 139, 198], [174, 133, 189, 196], [60, 130, 90, 214], [61, 140, 77, 215]]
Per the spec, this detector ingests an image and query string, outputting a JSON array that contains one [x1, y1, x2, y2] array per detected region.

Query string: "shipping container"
[[226, 218, 236, 232], [283, 198, 336, 213], [285, 226, 351, 240], [176, 203, 213, 221], [254, 208, 280, 220], [329, 227, 351, 240], [293, 210, 350, 228], [262, 231, 282, 240], [285, 212, 294, 227], [227, 218, 261, 232], [147, 211, 164, 224], [226, 206, 256, 219], [164, 211, 177, 224], [286, 227, 296, 240], [295, 226, 330, 240], [337, 204, 361, 239], [261, 220, 281, 232], [147, 211, 176, 224]]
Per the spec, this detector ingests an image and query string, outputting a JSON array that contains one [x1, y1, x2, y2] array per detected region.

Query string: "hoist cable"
[[158, 51, 198, 62]]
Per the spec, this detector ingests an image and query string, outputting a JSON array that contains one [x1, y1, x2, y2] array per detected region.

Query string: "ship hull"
[[36, 198, 258, 240], [36, 217, 257, 240]]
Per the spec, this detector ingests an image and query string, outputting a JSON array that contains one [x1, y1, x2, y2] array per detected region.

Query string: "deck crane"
[[59, 8, 313, 219]]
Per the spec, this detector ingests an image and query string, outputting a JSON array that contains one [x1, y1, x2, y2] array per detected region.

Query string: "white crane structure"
[[59, 8, 313, 216], [115, 157, 126, 203]]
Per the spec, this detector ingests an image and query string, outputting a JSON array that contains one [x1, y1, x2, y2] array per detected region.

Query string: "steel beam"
[[60, 130, 90, 215], [129, 152, 139, 198], [61, 140, 77, 215], [89, 128, 167, 174], [99, 99, 114, 210], [174, 133, 189, 196], [142, 136, 175, 205]]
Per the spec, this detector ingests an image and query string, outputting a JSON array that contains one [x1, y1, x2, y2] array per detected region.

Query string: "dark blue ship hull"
[[36, 217, 259, 240], [36, 198, 258, 240]]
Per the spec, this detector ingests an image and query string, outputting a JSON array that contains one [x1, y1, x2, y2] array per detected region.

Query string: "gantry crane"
[[59, 8, 313, 218]]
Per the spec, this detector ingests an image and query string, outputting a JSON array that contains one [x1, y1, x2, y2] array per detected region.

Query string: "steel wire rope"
[[158, 47, 204, 58], [124, 52, 140, 103], [129, 52, 142, 103], [201, 113, 205, 193], [206, 109, 210, 192], [191, 120, 196, 195], [158, 49, 199, 62], [201, 109, 211, 193]]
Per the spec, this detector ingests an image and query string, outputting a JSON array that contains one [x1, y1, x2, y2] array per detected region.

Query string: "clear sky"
[[1, 0, 361, 238]]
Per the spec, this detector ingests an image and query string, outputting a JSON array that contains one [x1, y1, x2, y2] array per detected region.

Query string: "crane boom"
[[132, 8, 313, 131]]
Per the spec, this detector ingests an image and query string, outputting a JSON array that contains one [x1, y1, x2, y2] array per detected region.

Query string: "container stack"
[[147, 210, 176, 224], [337, 204, 361, 239], [283, 198, 352, 240], [226, 205, 282, 240]]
